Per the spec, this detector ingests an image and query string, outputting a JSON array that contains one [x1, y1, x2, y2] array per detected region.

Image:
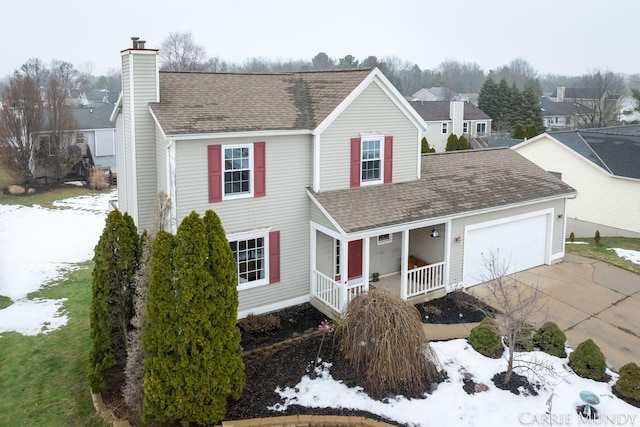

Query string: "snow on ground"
[[1, 191, 640, 424], [271, 340, 640, 426], [612, 248, 640, 265], [0, 191, 113, 336]]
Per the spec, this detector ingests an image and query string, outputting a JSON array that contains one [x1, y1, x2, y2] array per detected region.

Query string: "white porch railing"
[[312, 271, 369, 314], [406, 261, 445, 298], [312, 271, 341, 312]]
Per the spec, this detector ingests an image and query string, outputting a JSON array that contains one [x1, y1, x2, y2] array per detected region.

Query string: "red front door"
[[348, 239, 363, 279]]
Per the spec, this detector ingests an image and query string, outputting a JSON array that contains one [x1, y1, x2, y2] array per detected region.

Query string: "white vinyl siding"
[[448, 199, 565, 287], [318, 82, 420, 192], [368, 233, 402, 277], [95, 129, 115, 156], [515, 137, 640, 235], [173, 134, 312, 313]]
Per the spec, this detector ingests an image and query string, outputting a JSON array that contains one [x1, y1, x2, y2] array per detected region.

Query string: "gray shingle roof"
[[310, 148, 575, 233], [408, 101, 491, 121], [540, 97, 589, 116], [149, 69, 373, 135], [73, 103, 116, 130], [550, 125, 640, 179]]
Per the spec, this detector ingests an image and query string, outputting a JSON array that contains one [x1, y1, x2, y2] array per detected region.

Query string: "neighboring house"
[[72, 90, 118, 170], [505, 125, 640, 238], [412, 87, 467, 102], [550, 86, 621, 126], [540, 96, 588, 131], [112, 39, 575, 319], [409, 101, 492, 151]]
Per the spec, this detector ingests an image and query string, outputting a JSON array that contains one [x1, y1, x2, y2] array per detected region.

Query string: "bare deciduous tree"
[[0, 73, 43, 184], [470, 251, 551, 386], [160, 31, 208, 71], [573, 69, 626, 128]]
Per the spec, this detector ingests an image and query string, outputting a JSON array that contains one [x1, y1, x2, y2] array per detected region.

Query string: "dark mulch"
[[102, 298, 494, 426], [492, 372, 539, 396], [612, 385, 640, 408], [415, 291, 498, 324]]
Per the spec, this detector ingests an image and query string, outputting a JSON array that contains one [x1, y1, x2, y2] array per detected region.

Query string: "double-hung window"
[[224, 145, 252, 197], [462, 122, 468, 134], [228, 229, 280, 290], [476, 122, 487, 136], [361, 136, 382, 184], [208, 142, 265, 203], [442, 123, 448, 134]]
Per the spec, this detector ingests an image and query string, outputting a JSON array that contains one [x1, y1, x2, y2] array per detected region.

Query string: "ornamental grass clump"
[[569, 339, 606, 380], [335, 289, 443, 399]]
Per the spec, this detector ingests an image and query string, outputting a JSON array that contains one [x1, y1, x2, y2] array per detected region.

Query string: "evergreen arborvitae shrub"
[[143, 230, 178, 424], [569, 232, 575, 243], [88, 210, 139, 393], [594, 230, 601, 245], [469, 317, 503, 358], [616, 362, 640, 401], [533, 322, 567, 357], [526, 124, 539, 139], [458, 135, 469, 150], [513, 124, 526, 139], [143, 212, 244, 426], [569, 339, 606, 380], [445, 133, 459, 151]]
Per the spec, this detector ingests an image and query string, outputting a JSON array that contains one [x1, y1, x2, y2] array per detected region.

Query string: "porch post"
[[443, 220, 451, 289], [309, 226, 317, 297], [340, 238, 348, 312], [401, 229, 409, 299], [363, 237, 370, 292]]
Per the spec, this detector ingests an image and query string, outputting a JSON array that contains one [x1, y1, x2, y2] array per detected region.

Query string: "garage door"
[[463, 214, 548, 287]]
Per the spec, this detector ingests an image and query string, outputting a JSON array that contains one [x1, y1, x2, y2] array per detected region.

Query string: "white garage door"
[[463, 214, 548, 287]]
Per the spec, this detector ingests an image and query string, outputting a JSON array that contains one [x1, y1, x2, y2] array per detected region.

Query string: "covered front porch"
[[310, 222, 450, 318]]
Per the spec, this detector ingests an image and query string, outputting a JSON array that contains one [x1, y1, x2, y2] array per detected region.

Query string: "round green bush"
[[533, 322, 567, 357], [515, 323, 534, 352], [469, 317, 503, 359], [569, 339, 606, 380], [616, 362, 640, 401]]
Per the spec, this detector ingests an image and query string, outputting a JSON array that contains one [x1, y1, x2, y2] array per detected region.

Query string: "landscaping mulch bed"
[[103, 294, 507, 426], [414, 291, 498, 324]]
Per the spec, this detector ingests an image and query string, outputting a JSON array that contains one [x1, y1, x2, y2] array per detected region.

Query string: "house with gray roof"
[[507, 125, 640, 238], [409, 100, 492, 151], [112, 38, 575, 318], [540, 96, 590, 131]]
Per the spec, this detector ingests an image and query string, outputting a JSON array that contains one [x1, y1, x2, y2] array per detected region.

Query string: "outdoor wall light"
[[430, 227, 440, 238], [557, 213, 564, 219], [455, 236, 463, 243]]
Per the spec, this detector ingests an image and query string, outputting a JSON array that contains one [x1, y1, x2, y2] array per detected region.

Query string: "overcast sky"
[[1, 0, 637, 79]]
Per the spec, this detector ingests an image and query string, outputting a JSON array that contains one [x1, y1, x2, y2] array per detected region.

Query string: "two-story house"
[[409, 101, 492, 151], [113, 38, 575, 319]]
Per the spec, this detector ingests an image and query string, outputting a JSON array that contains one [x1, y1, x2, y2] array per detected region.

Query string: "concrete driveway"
[[472, 253, 640, 372]]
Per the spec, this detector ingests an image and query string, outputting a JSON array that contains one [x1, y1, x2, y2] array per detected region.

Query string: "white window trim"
[[334, 239, 341, 278], [227, 228, 270, 291], [360, 134, 384, 186], [222, 143, 254, 201], [442, 123, 448, 134], [462, 122, 468, 134], [377, 233, 392, 245], [476, 122, 487, 135]]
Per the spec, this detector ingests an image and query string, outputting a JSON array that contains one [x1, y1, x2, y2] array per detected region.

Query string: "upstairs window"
[[463, 122, 468, 134], [350, 136, 393, 188], [208, 142, 265, 203], [442, 123, 448, 134], [224, 145, 251, 196], [361, 136, 382, 184]]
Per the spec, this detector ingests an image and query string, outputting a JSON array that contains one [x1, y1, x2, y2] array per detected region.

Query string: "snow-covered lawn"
[[0, 191, 113, 335], [0, 191, 639, 425]]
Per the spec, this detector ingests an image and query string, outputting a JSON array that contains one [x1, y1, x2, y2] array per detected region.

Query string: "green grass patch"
[[0, 164, 18, 189], [0, 186, 104, 208], [0, 261, 106, 426], [0, 295, 12, 310], [566, 237, 640, 275]]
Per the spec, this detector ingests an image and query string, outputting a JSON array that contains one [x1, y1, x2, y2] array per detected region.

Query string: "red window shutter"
[[254, 141, 266, 197], [350, 138, 361, 188], [384, 136, 393, 184], [208, 145, 222, 203], [269, 230, 280, 283]]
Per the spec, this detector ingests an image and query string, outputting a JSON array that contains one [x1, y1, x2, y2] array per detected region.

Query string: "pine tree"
[[513, 124, 526, 139], [478, 78, 498, 126], [88, 210, 139, 393], [445, 133, 459, 151], [143, 230, 178, 423], [520, 85, 544, 131], [421, 136, 435, 153], [526, 124, 540, 138]]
